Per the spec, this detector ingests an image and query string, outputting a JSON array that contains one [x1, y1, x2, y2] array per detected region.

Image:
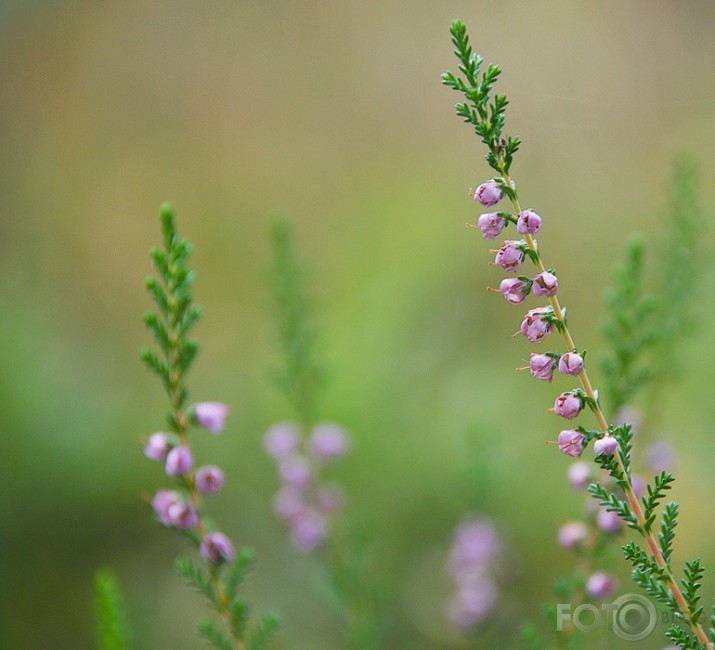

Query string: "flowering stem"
[[498, 168, 714, 650]]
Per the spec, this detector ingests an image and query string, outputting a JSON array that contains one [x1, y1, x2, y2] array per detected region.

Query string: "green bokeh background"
[[1, 2, 714, 649]]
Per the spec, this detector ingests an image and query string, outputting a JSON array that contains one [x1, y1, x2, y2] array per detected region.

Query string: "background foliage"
[[1, 2, 714, 648]]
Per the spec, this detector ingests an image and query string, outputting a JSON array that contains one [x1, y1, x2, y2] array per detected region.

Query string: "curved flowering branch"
[[444, 20, 714, 650], [141, 204, 278, 650]]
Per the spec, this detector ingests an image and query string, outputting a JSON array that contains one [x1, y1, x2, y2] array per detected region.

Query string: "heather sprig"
[[444, 20, 713, 649], [141, 204, 278, 650], [266, 218, 387, 649]]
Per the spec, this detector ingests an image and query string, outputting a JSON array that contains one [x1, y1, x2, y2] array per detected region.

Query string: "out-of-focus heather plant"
[[141, 205, 278, 650], [95, 568, 133, 650], [265, 219, 388, 650], [443, 20, 714, 650]]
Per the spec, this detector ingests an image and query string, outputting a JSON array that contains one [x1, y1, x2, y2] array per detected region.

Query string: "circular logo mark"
[[611, 593, 657, 641]]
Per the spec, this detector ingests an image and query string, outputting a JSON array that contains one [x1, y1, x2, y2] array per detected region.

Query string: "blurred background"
[[1, 1, 714, 648]]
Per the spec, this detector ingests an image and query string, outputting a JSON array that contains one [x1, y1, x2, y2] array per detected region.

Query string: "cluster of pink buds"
[[144, 401, 234, 564], [445, 518, 501, 630], [264, 421, 350, 553]]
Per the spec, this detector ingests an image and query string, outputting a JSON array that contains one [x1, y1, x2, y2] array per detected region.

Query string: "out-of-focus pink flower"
[[194, 402, 230, 433], [200, 532, 235, 564]]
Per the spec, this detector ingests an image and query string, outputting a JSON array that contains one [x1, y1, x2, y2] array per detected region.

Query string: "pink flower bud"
[[567, 461, 591, 490], [586, 572, 617, 600], [532, 271, 558, 297], [558, 521, 588, 549], [446, 578, 497, 629], [263, 421, 301, 459], [497, 277, 528, 305], [309, 423, 350, 462], [289, 508, 327, 553], [165, 445, 193, 476], [529, 353, 555, 381], [558, 352, 584, 376], [473, 180, 503, 207], [278, 454, 312, 489], [200, 532, 235, 563], [195, 465, 224, 495], [494, 240, 525, 273], [593, 435, 619, 456], [144, 432, 172, 462], [167, 501, 198, 529], [520, 308, 554, 343], [554, 392, 583, 420], [272, 485, 305, 521], [151, 489, 181, 526], [194, 402, 230, 433], [516, 209, 542, 235], [558, 430, 586, 457], [596, 508, 623, 535], [476, 213, 507, 239]]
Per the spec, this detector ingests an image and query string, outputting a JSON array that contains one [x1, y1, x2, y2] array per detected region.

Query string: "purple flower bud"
[[272, 485, 305, 521], [195, 465, 224, 495], [476, 212, 507, 239], [593, 435, 619, 457], [567, 461, 591, 490], [278, 454, 312, 489], [499, 277, 531, 305], [473, 180, 503, 207], [446, 579, 497, 629], [494, 240, 525, 273], [316, 483, 345, 514], [289, 509, 327, 553], [151, 489, 181, 526], [645, 441, 676, 472], [167, 501, 198, 529], [557, 430, 586, 457], [263, 421, 301, 459], [596, 508, 623, 535], [200, 532, 235, 564], [144, 432, 172, 462], [520, 308, 554, 343], [516, 209, 542, 235], [554, 392, 583, 420], [558, 521, 588, 549], [586, 572, 617, 600], [309, 423, 350, 462], [529, 353, 555, 382], [558, 352, 584, 376], [194, 402, 230, 433], [165, 445, 193, 477], [532, 271, 558, 297], [448, 520, 501, 577]]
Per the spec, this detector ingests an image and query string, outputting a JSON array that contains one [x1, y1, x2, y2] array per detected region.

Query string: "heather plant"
[[140, 204, 279, 650], [443, 19, 714, 650]]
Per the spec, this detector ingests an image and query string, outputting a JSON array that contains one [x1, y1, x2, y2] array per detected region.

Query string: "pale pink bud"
[[567, 461, 591, 490], [558, 521, 588, 549], [596, 508, 623, 535], [200, 532, 235, 563], [558, 430, 586, 457], [520, 308, 554, 343], [558, 352, 584, 376], [494, 240, 525, 272], [278, 454, 312, 489], [272, 485, 305, 521], [289, 509, 327, 553], [151, 489, 181, 526], [144, 432, 172, 462], [263, 421, 301, 459], [473, 180, 503, 207], [529, 353, 555, 381], [476, 213, 507, 239], [593, 435, 619, 456], [195, 465, 224, 495], [532, 271, 558, 297], [586, 572, 617, 600], [446, 578, 497, 629], [165, 445, 193, 476], [554, 392, 583, 420], [499, 277, 530, 305], [194, 402, 230, 433], [167, 501, 198, 529], [309, 423, 350, 462], [516, 209, 542, 235]]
